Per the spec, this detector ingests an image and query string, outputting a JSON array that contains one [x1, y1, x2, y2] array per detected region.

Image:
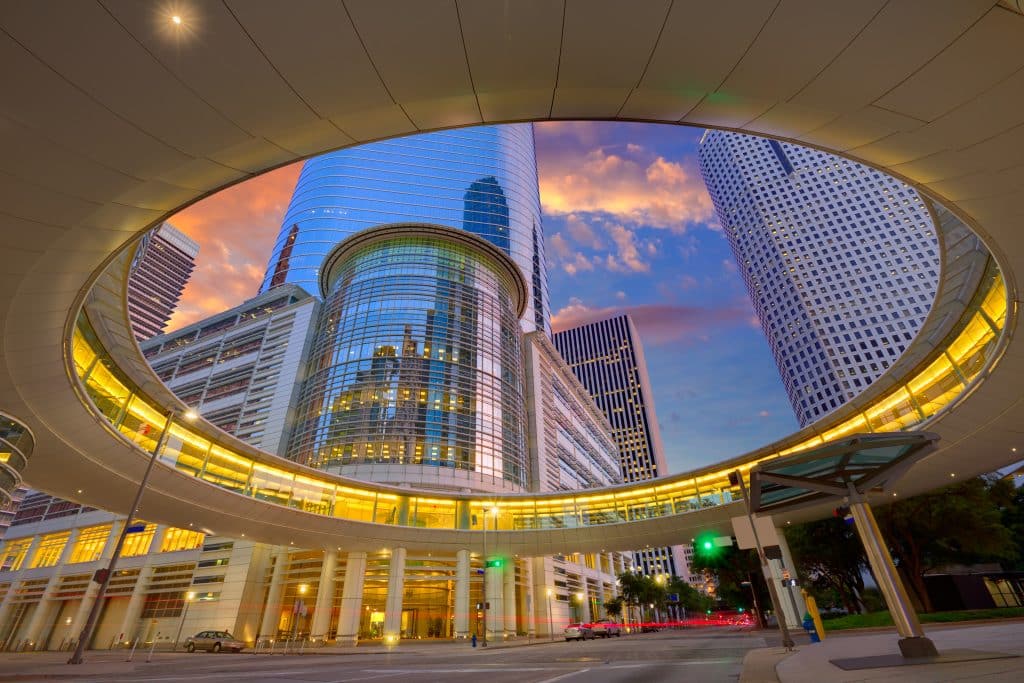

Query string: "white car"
[[563, 623, 595, 641], [590, 620, 622, 638]]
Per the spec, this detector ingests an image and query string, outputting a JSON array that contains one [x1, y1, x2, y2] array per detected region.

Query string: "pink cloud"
[[551, 298, 752, 345], [605, 224, 649, 273], [535, 136, 714, 233], [166, 163, 302, 330]]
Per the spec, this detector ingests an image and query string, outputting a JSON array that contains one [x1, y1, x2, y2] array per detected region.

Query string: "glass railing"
[[0, 415, 34, 508], [70, 262, 1007, 534]]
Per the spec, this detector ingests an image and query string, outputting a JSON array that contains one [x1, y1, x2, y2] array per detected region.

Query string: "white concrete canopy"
[[1, 1, 1022, 554]]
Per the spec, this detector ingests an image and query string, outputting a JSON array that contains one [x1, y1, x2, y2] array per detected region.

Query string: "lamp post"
[[69, 407, 197, 665], [173, 591, 196, 651], [480, 506, 498, 648], [545, 588, 554, 641]]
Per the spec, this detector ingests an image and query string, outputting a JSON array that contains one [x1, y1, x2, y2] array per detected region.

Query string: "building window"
[[69, 524, 113, 564], [160, 528, 205, 553]]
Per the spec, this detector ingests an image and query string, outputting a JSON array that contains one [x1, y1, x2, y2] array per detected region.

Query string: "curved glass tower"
[[261, 125, 549, 334], [287, 224, 528, 491]]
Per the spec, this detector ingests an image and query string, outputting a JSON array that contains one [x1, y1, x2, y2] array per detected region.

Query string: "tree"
[[603, 595, 624, 620], [616, 572, 667, 623], [784, 516, 868, 614], [688, 542, 769, 624], [876, 476, 1016, 612]]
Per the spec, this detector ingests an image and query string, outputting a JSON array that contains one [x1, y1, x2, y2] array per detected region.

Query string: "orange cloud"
[[537, 145, 714, 232], [166, 163, 302, 331]]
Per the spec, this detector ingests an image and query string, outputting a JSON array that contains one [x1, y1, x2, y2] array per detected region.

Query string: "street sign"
[[125, 523, 147, 534]]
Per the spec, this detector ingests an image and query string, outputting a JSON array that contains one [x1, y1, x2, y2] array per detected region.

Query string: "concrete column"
[[765, 558, 800, 629], [383, 548, 406, 642], [65, 521, 123, 651], [259, 548, 288, 639], [336, 551, 366, 645], [0, 536, 42, 640], [522, 559, 535, 638], [530, 557, 551, 638], [453, 550, 470, 638], [117, 526, 166, 645], [23, 529, 80, 649], [310, 550, 337, 638], [484, 558, 503, 640], [774, 526, 807, 627], [502, 559, 516, 637]]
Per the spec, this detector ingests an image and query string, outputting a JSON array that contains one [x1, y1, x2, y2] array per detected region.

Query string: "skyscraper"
[[127, 222, 200, 341], [259, 125, 550, 334], [552, 314, 685, 579], [698, 131, 940, 426]]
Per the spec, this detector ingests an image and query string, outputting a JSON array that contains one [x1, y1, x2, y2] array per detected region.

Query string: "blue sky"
[[534, 122, 797, 472], [172, 121, 798, 476]]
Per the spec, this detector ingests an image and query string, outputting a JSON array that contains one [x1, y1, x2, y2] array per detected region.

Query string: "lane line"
[[534, 667, 591, 683]]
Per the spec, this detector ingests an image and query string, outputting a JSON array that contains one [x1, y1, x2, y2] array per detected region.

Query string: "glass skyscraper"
[[260, 125, 549, 334], [698, 131, 940, 426]]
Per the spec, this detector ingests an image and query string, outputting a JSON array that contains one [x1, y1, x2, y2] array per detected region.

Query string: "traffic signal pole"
[[732, 470, 796, 651]]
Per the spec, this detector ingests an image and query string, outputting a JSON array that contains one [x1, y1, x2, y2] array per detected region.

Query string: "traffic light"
[[693, 532, 731, 560], [485, 559, 503, 568]]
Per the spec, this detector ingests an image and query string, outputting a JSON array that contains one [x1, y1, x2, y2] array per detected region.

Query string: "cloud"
[[758, 410, 771, 418], [615, 290, 627, 301], [565, 214, 604, 249], [535, 133, 714, 233], [563, 253, 595, 276], [605, 224, 649, 273], [165, 162, 302, 330], [722, 258, 738, 274], [551, 298, 752, 345], [548, 232, 573, 259]]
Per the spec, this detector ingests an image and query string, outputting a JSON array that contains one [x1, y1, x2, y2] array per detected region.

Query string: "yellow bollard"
[[801, 590, 826, 641]]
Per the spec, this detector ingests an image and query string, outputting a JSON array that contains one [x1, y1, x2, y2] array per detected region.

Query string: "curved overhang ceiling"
[[1, 1, 1022, 554]]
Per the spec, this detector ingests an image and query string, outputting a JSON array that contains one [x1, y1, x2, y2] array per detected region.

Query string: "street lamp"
[[546, 588, 554, 641], [480, 505, 498, 648], [173, 591, 196, 651], [574, 591, 584, 623], [69, 406, 197, 665]]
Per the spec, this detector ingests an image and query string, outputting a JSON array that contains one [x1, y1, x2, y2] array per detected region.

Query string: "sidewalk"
[[743, 621, 1024, 683]]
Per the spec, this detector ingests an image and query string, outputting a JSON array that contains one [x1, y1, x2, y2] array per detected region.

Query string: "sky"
[[168, 122, 797, 474]]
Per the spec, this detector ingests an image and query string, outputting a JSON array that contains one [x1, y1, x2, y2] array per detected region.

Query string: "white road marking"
[[534, 668, 591, 683]]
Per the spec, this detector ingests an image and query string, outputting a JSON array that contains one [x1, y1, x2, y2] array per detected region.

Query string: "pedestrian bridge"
[[1, 1, 1021, 556]]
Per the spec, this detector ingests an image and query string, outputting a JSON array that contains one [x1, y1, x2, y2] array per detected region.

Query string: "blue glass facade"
[[287, 225, 529, 490], [261, 125, 549, 334]]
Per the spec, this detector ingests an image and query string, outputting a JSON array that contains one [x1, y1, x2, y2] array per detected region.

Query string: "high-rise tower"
[[552, 314, 685, 579], [127, 222, 200, 341], [259, 125, 549, 334], [698, 131, 940, 426]]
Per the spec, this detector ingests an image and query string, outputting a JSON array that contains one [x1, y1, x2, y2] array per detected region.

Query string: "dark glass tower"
[[260, 125, 549, 334]]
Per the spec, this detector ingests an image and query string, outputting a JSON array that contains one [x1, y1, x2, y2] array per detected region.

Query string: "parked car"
[[185, 630, 245, 653], [563, 623, 595, 641], [590, 621, 622, 638]]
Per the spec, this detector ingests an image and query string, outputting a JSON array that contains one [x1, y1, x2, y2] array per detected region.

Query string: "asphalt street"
[[2, 630, 765, 683]]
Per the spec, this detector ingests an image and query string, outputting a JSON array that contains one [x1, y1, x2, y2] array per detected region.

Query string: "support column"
[[117, 526, 167, 645], [259, 547, 287, 640], [335, 552, 366, 646], [453, 550, 470, 639], [23, 529, 80, 649], [383, 548, 406, 642], [522, 559, 535, 638], [775, 526, 807, 626], [0, 536, 42, 643], [310, 550, 337, 639], [530, 557, 551, 639], [765, 557, 801, 630], [67, 521, 122, 651], [849, 490, 937, 658], [484, 558, 503, 641], [502, 559, 516, 637]]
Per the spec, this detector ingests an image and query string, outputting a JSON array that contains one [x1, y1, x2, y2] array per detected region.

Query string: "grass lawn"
[[822, 607, 1024, 631]]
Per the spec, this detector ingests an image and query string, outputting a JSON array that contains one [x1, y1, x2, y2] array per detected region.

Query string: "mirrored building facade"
[[259, 125, 550, 335], [287, 224, 530, 492]]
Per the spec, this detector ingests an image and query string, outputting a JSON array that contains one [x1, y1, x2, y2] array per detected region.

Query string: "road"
[[0, 630, 766, 682]]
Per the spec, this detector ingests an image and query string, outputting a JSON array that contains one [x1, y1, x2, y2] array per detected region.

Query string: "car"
[[185, 630, 245, 653], [563, 623, 594, 641], [590, 621, 622, 638]]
